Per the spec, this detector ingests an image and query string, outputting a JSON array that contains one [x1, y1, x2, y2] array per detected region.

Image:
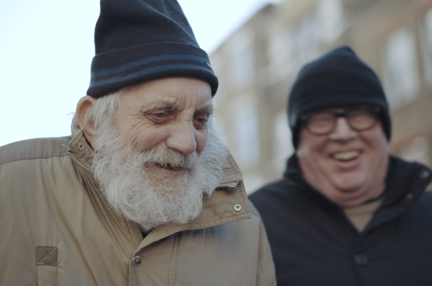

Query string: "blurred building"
[[210, 0, 432, 193]]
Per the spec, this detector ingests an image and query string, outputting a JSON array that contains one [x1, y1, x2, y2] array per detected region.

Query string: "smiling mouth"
[[331, 151, 361, 161], [155, 163, 183, 170]]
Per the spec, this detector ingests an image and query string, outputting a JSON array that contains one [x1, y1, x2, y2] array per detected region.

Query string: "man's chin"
[[334, 182, 363, 193], [330, 171, 367, 190], [328, 179, 376, 206]]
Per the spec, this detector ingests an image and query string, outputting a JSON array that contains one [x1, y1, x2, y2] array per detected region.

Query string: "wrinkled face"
[[296, 107, 389, 207], [115, 77, 213, 165], [91, 77, 227, 231]]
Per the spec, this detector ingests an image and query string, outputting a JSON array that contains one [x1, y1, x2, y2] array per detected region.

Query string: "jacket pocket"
[[36, 246, 58, 286]]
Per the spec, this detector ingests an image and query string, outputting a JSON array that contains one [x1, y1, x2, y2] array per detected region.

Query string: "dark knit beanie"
[[288, 46, 391, 148], [87, 0, 218, 98]]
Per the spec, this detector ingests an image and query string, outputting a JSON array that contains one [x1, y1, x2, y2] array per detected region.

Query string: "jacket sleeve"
[[250, 200, 277, 286]]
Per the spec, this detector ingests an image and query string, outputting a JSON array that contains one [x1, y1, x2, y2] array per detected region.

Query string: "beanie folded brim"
[[288, 72, 388, 128], [88, 42, 218, 98]]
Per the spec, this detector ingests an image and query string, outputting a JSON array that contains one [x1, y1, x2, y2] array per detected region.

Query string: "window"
[[267, 28, 295, 84], [293, 13, 321, 63], [234, 106, 260, 166], [382, 27, 420, 109], [227, 30, 255, 89], [420, 8, 432, 88], [316, 0, 344, 44], [209, 53, 228, 105], [266, 12, 322, 85]]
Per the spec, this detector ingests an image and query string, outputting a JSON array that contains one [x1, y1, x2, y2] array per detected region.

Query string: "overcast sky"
[[0, 0, 280, 147]]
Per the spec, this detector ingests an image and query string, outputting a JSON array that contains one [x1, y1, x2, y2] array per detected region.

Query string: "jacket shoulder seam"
[[0, 154, 69, 166], [0, 137, 71, 166]]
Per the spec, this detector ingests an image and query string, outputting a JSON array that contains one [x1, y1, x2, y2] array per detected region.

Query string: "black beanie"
[[288, 46, 391, 148], [87, 0, 218, 98]]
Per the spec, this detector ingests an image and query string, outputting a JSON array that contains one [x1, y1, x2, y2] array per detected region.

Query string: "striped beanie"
[[87, 0, 218, 98]]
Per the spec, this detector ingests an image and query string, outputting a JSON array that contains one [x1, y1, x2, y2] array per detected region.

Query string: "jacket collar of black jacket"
[[283, 154, 432, 232]]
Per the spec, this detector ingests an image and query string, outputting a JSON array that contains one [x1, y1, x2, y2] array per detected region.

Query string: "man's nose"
[[329, 117, 357, 141], [165, 122, 197, 155]]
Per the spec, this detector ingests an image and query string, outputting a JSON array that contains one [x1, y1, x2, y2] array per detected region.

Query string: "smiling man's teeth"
[[332, 151, 360, 161]]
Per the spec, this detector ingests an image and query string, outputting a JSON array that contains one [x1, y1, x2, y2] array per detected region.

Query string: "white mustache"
[[138, 147, 197, 170]]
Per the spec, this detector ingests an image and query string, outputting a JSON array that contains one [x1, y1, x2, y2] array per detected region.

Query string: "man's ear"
[[76, 96, 98, 147]]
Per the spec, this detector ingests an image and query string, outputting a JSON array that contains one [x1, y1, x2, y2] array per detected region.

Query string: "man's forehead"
[[142, 97, 213, 113], [322, 107, 350, 113], [311, 105, 372, 113]]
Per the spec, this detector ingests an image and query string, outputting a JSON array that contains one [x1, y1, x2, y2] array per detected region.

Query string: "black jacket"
[[249, 155, 432, 286]]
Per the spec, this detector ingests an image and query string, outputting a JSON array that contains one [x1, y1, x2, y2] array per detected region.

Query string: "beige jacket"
[[0, 127, 276, 286]]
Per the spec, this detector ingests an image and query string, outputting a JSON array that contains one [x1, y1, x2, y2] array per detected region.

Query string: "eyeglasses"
[[300, 107, 381, 135]]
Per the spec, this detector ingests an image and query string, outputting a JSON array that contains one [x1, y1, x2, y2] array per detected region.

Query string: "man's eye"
[[153, 113, 167, 118], [194, 116, 208, 128], [147, 110, 171, 122]]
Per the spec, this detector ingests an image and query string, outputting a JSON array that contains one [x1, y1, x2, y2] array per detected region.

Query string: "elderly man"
[[0, 1, 275, 285], [250, 47, 432, 286]]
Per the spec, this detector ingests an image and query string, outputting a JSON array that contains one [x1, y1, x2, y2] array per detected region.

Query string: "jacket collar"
[[283, 153, 432, 231], [283, 154, 337, 207], [69, 126, 93, 172], [68, 126, 251, 248], [284, 154, 431, 202]]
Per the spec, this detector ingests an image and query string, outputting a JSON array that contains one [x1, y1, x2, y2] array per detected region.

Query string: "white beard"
[[92, 121, 227, 232]]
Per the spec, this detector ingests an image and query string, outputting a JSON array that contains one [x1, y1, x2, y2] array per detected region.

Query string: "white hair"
[[71, 89, 122, 133], [77, 89, 228, 231]]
